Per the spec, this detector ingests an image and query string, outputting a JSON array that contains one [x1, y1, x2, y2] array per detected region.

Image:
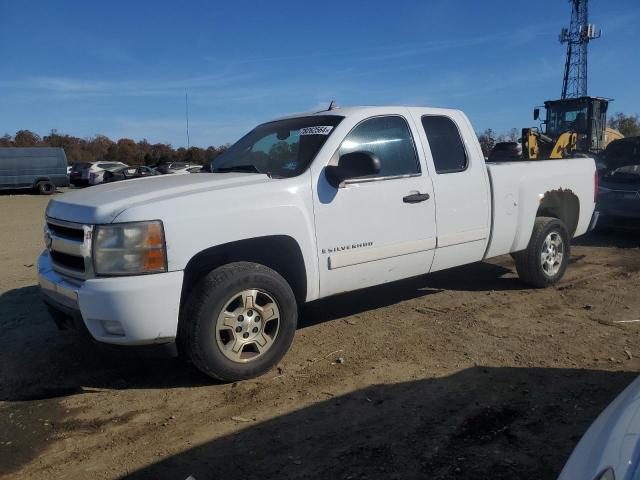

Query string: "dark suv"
[[69, 162, 92, 186]]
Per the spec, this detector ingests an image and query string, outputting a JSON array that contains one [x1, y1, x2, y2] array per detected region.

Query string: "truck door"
[[312, 112, 437, 297], [411, 111, 491, 271]]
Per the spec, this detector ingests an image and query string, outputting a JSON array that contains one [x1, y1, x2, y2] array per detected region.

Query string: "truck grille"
[[45, 217, 92, 280], [50, 251, 86, 271], [46, 221, 85, 241]]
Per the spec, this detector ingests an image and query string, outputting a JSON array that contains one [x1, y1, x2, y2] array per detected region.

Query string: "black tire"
[[36, 181, 55, 195], [178, 262, 297, 381], [513, 216, 571, 288]]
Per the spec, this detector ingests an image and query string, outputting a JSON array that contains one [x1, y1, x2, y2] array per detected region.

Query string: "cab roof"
[[271, 105, 463, 121]]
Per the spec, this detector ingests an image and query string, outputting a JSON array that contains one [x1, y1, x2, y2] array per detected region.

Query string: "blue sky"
[[1, 0, 639, 147]]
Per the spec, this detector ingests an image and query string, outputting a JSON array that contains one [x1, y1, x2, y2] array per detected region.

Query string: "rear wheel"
[[513, 217, 570, 287], [179, 262, 297, 381], [36, 181, 55, 195]]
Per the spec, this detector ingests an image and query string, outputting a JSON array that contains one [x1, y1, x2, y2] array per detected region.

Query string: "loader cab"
[[540, 97, 609, 154]]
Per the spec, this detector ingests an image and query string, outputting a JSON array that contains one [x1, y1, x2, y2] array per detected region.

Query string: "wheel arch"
[[31, 177, 53, 189], [536, 189, 580, 237], [180, 235, 308, 310]]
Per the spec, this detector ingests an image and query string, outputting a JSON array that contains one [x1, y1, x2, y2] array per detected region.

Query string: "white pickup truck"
[[39, 106, 597, 381]]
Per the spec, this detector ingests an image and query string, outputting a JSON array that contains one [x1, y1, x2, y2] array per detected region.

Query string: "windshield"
[[212, 115, 343, 178], [546, 101, 588, 136]]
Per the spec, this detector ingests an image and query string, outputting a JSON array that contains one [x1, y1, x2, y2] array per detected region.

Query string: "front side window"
[[212, 115, 344, 178], [337, 115, 420, 178], [422, 115, 468, 174]]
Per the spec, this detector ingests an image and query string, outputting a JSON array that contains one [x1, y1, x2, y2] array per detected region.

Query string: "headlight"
[[93, 220, 167, 275]]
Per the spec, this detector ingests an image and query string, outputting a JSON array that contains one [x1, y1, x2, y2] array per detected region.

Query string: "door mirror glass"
[[325, 151, 381, 188], [533, 108, 540, 121]]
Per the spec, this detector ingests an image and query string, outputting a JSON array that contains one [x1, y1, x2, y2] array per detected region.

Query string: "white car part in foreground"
[[558, 375, 640, 480]]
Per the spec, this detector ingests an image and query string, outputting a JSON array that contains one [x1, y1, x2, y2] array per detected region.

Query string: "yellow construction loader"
[[522, 96, 623, 160]]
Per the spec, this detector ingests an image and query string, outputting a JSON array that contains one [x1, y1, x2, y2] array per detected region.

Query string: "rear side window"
[[421, 115, 468, 174], [338, 115, 420, 178]]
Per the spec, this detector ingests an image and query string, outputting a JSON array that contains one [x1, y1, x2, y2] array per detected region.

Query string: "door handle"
[[403, 192, 430, 203]]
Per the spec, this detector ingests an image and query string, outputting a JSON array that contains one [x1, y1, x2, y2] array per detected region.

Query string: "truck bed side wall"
[[484, 159, 595, 258]]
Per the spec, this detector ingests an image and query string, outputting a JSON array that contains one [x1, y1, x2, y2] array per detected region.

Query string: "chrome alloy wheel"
[[215, 289, 280, 363], [541, 231, 564, 276]]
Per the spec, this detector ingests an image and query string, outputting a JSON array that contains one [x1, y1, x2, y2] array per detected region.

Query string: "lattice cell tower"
[[559, 0, 601, 99]]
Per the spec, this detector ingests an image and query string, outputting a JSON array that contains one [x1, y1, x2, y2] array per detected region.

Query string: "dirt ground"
[[1, 190, 640, 480]]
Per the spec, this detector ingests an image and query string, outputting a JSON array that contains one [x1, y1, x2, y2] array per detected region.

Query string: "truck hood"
[[46, 173, 272, 224]]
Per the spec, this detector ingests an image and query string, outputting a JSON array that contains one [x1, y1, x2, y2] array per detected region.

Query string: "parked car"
[[594, 137, 640, 230], [39, 105, 597, 381], [155, 162, 194, 174], [69, 162, 92, 186], [88, 162, 128, 185], [488, 141, 523, 162], [103, 166, 160, 183], [558, 375, 640, 480], [0, 147, 69, 194], [169, 165, 203, 175], [70, 161, 127, 186]]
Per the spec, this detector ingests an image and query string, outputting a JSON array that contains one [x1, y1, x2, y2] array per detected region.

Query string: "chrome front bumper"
[[38, 251, 81, 311]]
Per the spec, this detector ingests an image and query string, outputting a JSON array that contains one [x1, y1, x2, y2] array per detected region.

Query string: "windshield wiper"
[[213, 164, 261, 174]]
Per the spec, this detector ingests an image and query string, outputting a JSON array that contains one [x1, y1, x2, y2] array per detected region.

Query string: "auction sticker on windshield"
[[300, 126, 334, 135]]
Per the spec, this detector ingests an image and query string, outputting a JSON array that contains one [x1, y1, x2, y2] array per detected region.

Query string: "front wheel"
[[179, 262, 297, 381], [513, 217, 570, 288]]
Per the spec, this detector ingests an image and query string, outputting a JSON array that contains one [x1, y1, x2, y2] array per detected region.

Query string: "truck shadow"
[[118, 366, 637, 480], [301, 261, 520, 328]]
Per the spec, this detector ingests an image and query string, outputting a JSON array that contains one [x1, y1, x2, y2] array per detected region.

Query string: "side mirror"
[[324, 151, 381, 188], [533, 108, 540, 121]]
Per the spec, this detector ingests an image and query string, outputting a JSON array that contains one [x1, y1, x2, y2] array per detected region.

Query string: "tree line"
[[0, 129, 228, 166]]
